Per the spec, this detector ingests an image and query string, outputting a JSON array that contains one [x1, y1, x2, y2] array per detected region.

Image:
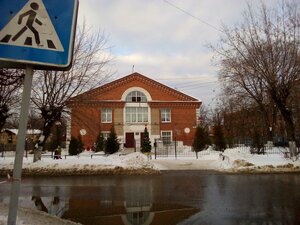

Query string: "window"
[[101, 132, 110, 140], [101, 108, 112, 123], [126, 107, 148, 123], [161, 108, 171, 123], [126, 91, 147, 102], [161, 131, 172, 144]]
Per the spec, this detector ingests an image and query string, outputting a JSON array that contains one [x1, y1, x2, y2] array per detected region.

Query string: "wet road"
[[1, 171, 299, 225]]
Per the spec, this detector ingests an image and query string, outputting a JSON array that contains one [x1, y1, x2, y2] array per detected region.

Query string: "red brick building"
[[67, 73, 201, 150]]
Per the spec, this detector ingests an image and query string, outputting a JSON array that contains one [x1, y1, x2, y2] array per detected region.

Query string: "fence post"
[[134, 139, 136, 152], [166, 145, 168, 158], [154, 139, 157, 159], [175, 138, 177, 160]]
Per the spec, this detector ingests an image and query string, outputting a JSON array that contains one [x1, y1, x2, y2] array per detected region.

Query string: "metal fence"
[[153, 141, 209, 159], [152, 141, 299, 159], [231, 144, 290, 154], [0, 143, 16, 152]]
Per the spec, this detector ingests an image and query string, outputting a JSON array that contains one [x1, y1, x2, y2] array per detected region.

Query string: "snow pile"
[[0, 152, 159, 176], [0, 204, 80, 225], [119, 152, 154, 169], [0, 148, 299, 174], [217, 147, 300, 172]]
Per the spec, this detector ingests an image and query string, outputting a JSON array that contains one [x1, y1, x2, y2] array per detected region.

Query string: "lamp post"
[[268, 126, 273, 149]]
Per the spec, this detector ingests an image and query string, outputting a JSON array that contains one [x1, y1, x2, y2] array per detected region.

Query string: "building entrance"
[[125, 132, 135, 148]]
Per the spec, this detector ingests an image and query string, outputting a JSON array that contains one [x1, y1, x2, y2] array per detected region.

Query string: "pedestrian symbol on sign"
[[12, 2, 43, 46], [0, 0, 64, 51]]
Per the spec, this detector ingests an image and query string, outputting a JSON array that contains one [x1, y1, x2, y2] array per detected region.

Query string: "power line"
[[174, 81, 217, 89], [157, 77, 215, 81], [162, 0, 223, 33], [177, 83, 219, 91]]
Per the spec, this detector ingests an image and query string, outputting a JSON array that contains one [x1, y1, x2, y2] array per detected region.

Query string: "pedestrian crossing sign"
[[0, 0, 78, 70]]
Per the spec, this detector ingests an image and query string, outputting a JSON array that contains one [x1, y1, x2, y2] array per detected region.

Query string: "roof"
[[68, 72, 201, 103], [1, 129, 42, 135]]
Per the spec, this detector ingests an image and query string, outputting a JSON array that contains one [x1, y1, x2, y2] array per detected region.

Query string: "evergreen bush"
[[192, 125, 210, 158], [105, 126, 119, 154], [141, 126, 151, 153], [95, 132, 105, 152], [68, 136, 78, 155], [77, 135, 84, 154], [214, 123, 226, 151]]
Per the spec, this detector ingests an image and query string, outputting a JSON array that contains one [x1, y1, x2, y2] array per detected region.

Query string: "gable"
[[69, 73, 200, 103]]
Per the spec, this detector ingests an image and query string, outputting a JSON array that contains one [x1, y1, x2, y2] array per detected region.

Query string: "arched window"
[[126, 91, 147, 102]]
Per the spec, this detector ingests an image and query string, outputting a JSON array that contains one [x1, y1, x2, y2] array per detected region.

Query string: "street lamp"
[[268, 126, 273, 148]]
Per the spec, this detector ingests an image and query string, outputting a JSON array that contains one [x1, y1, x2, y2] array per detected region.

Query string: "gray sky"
[[78, 0, 275, 107]]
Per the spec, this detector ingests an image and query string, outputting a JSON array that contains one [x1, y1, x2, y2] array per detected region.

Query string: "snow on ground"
[[0, 151, 157, 176], [0, 204, 80, 225], [153, 147, 300, 172], [0, 147, 299, 175], [217, 147, 300, 172], [152, 149, 221, 170]]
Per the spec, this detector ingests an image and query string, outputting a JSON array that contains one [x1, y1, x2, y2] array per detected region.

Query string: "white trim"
[[121, 87, 152, 101], [124, 106, 149, 124], [101, 108, 112, 123], [160, 108, 171, 123], [161, 130, 173, 143]]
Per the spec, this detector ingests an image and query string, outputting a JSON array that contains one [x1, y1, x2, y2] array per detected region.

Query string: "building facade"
[[67, 73, 201, 150]]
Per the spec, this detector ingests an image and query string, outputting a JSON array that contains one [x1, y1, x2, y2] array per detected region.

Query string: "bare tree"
[[213, 1, 300, 157], [0, 69, 24, 131], [31, 24, 113, 162]]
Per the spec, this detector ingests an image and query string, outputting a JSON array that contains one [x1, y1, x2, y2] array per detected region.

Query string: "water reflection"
[[179, 174, 300, 225], [31, 187, 67, 217], [0, 172, 300, 225], [62, 175, 200, 225]]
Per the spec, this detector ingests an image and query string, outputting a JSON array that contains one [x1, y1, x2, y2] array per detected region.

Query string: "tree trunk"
[[276, 102, 297, 158], [33, 119, 55, 162], [33, 134, 45, 162], [33, 146, 42, 162], [0, 105, 9, 131], [0, 116, 7, 132]]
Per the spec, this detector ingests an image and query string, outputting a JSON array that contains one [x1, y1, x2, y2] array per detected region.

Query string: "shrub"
[[141, 126, 151, 153], [68, 136, 78, 155], [105, 126, 119, 154], [95, 132, 105, 152], [193, 125, 210, 158], [214, 123, 226, 152], [68, 135, 84, 155]]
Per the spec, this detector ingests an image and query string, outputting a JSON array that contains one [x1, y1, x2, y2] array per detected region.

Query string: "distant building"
[[0, 129, 17, 145], [67, 73, 201, 150], [0, 129, 42, 151]]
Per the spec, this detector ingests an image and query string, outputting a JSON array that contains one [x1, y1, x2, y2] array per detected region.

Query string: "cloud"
[[77, 0, 280, 106]]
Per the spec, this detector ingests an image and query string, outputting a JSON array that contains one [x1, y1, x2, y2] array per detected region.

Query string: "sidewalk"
[[152, 159, 218, 170]]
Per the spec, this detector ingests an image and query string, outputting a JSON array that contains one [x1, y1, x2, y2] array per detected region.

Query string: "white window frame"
[[126, 91, 147, 102], [101, 108, 112, 123], [161, 108, 171, 123], [161, 131, 172, 144], [125, 107, 148, 123]]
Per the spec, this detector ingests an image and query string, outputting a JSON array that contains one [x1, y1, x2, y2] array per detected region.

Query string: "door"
[[125, 133, 135, 148]]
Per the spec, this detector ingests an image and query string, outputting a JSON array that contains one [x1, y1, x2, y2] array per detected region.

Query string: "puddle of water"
[[1, 171, 300, 225]]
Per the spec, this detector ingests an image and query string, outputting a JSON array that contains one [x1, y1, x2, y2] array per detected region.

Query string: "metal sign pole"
[[7, 65, 34, 225]]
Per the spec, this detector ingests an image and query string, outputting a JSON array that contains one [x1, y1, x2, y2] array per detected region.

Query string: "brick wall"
[[68, 73, 201, 148]]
